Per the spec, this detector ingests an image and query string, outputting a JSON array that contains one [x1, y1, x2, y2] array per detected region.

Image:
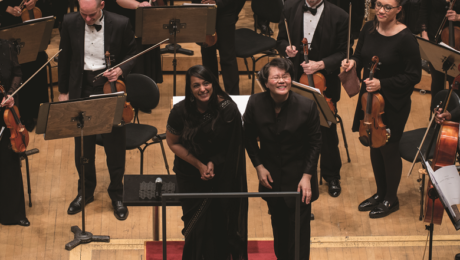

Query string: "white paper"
[[292, 81, 321, 94], [89, 91, 125, 98], [182, 3, 215, 6], [172, 95, 250, 115], [425, 162, 460, 217], [439, 42, 460, 55]]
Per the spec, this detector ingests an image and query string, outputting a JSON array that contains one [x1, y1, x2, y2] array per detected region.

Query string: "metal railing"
[[161, 191, 301, 260]]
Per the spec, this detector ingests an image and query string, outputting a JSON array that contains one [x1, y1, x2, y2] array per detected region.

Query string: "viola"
[[103, 51, 134, 124], [19, 0, 42, 22], [299, 38, 336, 114], [358, 56, 390, 148], [0, 86, 29, 153], [435, 0, 460, 50]]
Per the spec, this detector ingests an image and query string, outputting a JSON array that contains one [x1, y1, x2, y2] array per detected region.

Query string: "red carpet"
[[145, 240, 276, 260]]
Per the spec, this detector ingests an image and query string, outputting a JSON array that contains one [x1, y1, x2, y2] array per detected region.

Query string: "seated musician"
[[0, 39, 29, 227], [58, 0, 137, 221], [434, 107, 460, 125], [243, 58, 321, 260], [166, 65, 248, 259], [277, 0, 348, 198], [342, 0, 421, 218]]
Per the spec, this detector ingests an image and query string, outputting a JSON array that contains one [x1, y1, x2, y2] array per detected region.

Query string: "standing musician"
[[0, 39, 29, 227], [420, 0, 460, 111], [277, 0, 348, 197], [0, 0, 37, 27], [191, 0, 242, 95], [342, 0, 421, 218], [244, 58, 321, 260], [58, 0, 137, 220]]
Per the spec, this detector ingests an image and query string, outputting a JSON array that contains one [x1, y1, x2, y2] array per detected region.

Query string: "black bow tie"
[[303, 1, 323, 15], [89, 24, 102, 32]]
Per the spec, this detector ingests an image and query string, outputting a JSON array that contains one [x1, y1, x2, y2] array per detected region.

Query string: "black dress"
[[351, 21, 422, 143], [166, 99, 248, 260], [0, 39, 27, 225]]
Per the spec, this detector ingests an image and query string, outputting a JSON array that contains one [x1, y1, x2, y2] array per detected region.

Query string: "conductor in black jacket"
[[277, 0, 348, 197], [58, 0, 137, 220]]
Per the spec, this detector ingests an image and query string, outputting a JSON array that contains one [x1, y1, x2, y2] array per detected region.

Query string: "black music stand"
[[36, 93, 127, 251], [418, 151, 460, 260], [135, 5, 217, 95], [0, 16, 54, 64]]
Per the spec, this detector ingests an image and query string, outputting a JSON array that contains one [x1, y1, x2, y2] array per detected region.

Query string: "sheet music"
[[89, 91, 125, 98], [182, 3, 216, 6], [292, 81, 321, 94], [439, 42, 460, 55]]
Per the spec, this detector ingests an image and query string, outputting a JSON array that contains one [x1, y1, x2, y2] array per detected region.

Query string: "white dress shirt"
[[303, 0, 324, 48], [84, 15, 105, 71]]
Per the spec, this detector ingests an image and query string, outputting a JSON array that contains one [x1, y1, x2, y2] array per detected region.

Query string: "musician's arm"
[[58, 17, 72, 95], [276, 10, 290, 58], [7, 42, 22, 97], [243, 96, 263, 168], [303, 101, 322, 175], [118, 21, 138, 79], [322, 14, 348, 74], [116, 0, 149, 9]]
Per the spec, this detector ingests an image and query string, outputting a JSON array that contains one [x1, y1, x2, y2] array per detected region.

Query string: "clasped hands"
[[285, 46, 324, 74], [256, 164, 312, 204], [7, 0, 36, 17], [199, 161, 215, 181], [341, 59, 381, 92], [1, 95, 14, 108]]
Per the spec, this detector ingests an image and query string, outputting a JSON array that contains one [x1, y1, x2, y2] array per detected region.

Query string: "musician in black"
[[58, 0, 137, 220], [342, 0, 421, 218], [0, 39, 29, 227], [244, 58, 321, 260], [420, 0, 460, 110], [277, 0, 348, 197], [191, 0, 243, 95]]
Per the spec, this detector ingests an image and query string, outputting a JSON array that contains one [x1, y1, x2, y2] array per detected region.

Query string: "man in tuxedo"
[[58, 0, 137, 220], [277, 0, 348, 198], [192, 0, 243, 95]]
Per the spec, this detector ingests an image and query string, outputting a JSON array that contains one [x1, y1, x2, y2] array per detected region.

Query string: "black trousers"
[[320, 123, 342, 182], [0, 125, 27, 224], [73, 76, 126, 202], [266, 198, 311, 260], [429, 62, 458, 110], [200, 13, 240, 95]]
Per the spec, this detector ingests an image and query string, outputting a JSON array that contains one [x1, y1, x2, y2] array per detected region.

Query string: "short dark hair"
[[258, 58, 295, 90], [79, 0, 103, 6]]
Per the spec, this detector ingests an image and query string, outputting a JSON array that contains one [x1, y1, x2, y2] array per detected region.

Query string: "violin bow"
[[93, 38, 169, 82], [346, 3, 352, 62], [284, 19, 292, 50], [1, 49, 62, 107]]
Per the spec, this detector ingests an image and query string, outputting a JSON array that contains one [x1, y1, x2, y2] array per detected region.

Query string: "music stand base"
[[160, 44, 194, 56], [65, 226, 110, 251]]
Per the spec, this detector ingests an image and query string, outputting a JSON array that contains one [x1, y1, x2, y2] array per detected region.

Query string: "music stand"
[[418, 151, 460, 260], [36, 93, 127, 250], [0, 16, 54, 64], [135, 5, 217, 95]]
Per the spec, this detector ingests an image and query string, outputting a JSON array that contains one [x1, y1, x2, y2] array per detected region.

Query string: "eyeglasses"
[[375, 1, 399, 13], [269, 75, 291, 82]]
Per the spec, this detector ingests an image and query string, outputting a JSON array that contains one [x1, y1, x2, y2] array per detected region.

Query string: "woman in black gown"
[[0, 39, 29, 227], [342, 0, 421, 218], [166, 65, 248, 260]]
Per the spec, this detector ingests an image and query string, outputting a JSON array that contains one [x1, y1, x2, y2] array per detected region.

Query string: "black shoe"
[[18, 219, 30, 226], [112, 201, 129, 221], [455, 253, 460, 260], [327, 179, 341, 197], [358, 194, 383, 212], [67, 195, 94, 215], [369, 200, 399, 219]]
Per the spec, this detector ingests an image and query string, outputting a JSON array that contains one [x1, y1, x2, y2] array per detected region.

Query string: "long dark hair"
[[371, 0, 407, 32], [182, 65, 231, 155]]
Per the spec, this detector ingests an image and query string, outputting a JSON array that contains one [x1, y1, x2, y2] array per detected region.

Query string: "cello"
[[19, 0, 42, 22], [0, 86, 29, 153], [103, 51, 134, 124], [435, 0, 460, 51], [299, 38, 336, 114], [358, 56, 390, 148]]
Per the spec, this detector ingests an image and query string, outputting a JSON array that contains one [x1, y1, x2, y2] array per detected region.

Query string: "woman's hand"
[[435, 107, 451, 125], [341, 59, 355, 72], [199, 162, 214, 181], [297, 174, 312, 204], [138, 1, 151, 7], [446, 10, 460, 22], [421, 30, 429, 41], [7, 6, 22, 17], [256, 165, 273, 189], [1, 95, 14, 108], [363, 78, 381, 92], [285, 45, 298, 58], [24, 0, 36, 10]]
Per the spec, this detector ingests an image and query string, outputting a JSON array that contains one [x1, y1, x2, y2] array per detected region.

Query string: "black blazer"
[[277, 0, 349, 102], [58, 10, 137, 99]]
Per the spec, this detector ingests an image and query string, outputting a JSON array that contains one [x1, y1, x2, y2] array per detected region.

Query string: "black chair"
[[399, 89, 460, 220], [19, 148, 39, 207], [96, 74, 170, 175], [235, 0, 283, 94]]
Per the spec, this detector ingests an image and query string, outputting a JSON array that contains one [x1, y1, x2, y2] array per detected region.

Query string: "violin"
[[19, 0, 42, 22], [435, 0, 460, 50], [423, 71, 460, 225], [358, 56, 390, 148], [0, 86, 29, 153], [299, 38, 336, 114], [103, 51, 134, 124]]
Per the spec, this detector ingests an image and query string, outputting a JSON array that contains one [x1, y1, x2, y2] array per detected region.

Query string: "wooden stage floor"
[[1, 2, 459, 260]]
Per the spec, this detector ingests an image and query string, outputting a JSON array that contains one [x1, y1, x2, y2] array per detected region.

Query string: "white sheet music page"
[[427, 164, 460, 217]]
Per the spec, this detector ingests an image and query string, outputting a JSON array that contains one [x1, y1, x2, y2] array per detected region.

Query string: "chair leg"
[[336, 114, 351, 162], [158, 137, 171, 175], [244, 58, 251, 79], [138, 147, 144, 175], [251, 56, 256, 94], [47, 63, 54, 102], [23, 155, 32, 207]]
